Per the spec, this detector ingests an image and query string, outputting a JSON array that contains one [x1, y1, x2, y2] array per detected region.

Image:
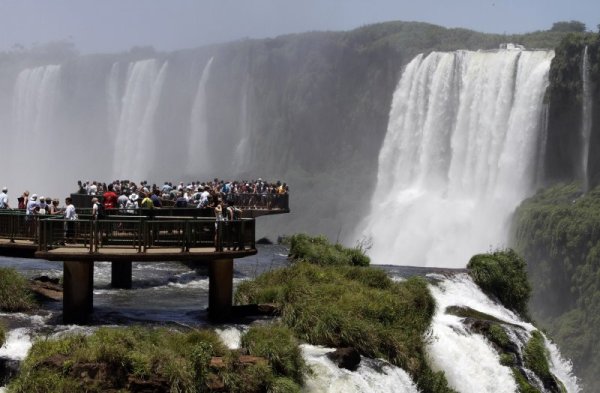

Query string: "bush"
[[241, 324, 306, 385], [0, 267, 36, 311], [8, 326, 305, 393], [288, 233, 370, 266], [467, 249, 531, 317]]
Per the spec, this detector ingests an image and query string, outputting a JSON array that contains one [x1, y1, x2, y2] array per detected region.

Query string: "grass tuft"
[[0, 267, 36, 312]]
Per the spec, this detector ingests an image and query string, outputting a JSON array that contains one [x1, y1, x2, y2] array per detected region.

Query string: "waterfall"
[[581, 46, 593, 193], [112, 59, 169, 182], [187, 57, 214, 177], [106, 62, 122, 141], [11, 65, 62, 172], [361, 50, 554, 267]]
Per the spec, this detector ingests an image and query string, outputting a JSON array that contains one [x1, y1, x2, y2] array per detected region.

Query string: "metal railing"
[[36, 215, 256, 253], [0, 210, 44, 242]]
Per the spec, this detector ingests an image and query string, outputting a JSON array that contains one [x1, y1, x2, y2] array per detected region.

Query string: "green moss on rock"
[[467, 249, 531, 318]]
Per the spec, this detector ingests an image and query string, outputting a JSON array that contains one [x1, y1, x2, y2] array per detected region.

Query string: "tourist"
[[103, 184, 118, 210], [20, 191, 29, 209], [48, 199, 61, 215], [38, 197, 48, 215], [64, 197, 77, 243], [214, 199, 224, 251], [126, 193, 139, 214], [26, 194, 39, 216], [0, 187, 8, 209]]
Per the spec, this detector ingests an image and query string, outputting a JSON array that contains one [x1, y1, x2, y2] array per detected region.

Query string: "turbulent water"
[[360, 49, 554, 267], [0, 248, 579, 392], [581, 46, 593, 193]]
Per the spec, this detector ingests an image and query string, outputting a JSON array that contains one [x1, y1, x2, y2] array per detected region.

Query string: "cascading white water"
[[106, 62, 122, 141], [188, 57, 214, 176], [301, 345, 419, 393], [361, 50, 554, 267], [581, 46, 593, 193], [427, 273, 580, 393], [112, 59, 169, 181], [10, 65, 62, 177]]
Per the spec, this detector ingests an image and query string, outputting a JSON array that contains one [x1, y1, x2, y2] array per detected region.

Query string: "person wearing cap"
[[126, 193, 139, 214], [38, 196, 48, 215], [0, 187, 8, 209], [26, 194, 40, 216]]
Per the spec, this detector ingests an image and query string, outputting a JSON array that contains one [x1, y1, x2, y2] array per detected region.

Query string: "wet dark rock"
[[231, 303, 280, 317], [327, 347, 361, 371], [29, 277, 63, 301], [256, 237, 273, 245], [0, 356, 20, 385]]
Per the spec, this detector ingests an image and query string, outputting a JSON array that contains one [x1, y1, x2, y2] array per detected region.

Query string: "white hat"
[[129, 194, 139, 202], [40, 196, 45, 201], [31, 194, 38, 200], [1, 187, 6, 192]]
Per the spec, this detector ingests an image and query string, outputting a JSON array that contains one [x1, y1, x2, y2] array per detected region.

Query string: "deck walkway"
[[0, 205, 287, 323]]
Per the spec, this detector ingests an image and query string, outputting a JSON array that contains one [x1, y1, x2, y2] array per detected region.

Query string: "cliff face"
[[544, 33, 600, 187], [513, 33, 600, 392]]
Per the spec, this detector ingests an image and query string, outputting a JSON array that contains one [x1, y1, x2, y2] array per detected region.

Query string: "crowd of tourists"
[[75, 178, 289, 211], [0, 178, 288, 222], [0, 187, 69, 216]]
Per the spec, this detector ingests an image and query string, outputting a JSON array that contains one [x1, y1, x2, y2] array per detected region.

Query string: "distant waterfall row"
[[361, 50, 554, 267], [2, 57, 222, 197]]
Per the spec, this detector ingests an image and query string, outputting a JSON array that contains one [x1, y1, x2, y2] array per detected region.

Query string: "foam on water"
[[301, 344, 418, 393], [427, 274, 580, 392], [0, 328, 33, 361], [215, 326, 244, 350]]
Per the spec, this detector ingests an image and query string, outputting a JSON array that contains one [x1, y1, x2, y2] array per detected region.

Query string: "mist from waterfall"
[[10, 65, 62, 181], [187, 57, 214, 176], [581, 46, 593, 193], [361, 50, 554, 267], [112, 59, 169, 181]]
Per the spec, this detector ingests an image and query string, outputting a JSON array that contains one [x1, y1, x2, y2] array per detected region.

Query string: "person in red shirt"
[[103, 183, 118, 210]]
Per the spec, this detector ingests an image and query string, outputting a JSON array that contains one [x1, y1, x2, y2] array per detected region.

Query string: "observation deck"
[[0, 195, 289, 324]]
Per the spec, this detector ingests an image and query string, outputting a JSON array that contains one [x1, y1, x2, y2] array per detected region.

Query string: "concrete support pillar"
[[208, 258, 233, 321], [63, 261, 94, 324], [111, 261, 132, 289]]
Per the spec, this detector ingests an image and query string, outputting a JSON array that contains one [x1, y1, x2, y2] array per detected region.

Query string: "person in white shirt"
[[64, 197, 77, 243], [0, 187, 8, 209]]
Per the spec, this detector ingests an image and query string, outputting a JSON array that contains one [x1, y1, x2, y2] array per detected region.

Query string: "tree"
[[550, 20, 586, 33]]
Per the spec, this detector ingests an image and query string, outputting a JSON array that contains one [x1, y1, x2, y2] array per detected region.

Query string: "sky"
[[0, 0, 598, 54]]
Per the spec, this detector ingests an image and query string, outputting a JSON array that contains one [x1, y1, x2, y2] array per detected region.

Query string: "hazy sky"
[[0, 0, 598, 53]]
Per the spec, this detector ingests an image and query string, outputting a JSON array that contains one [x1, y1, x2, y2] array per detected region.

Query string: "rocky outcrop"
[[327, 347, 361, 371], [29, 276, 62, 301]]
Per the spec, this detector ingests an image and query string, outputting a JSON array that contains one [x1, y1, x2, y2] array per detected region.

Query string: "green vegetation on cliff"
[[513, 183, 600, 392], [0, 267, 36, 312], [8, 326, 305, 393], [0, 323, 5, 347], [237, 234, 454, 393], [467, 249, 532, 318], [288, 233, 370, 266]]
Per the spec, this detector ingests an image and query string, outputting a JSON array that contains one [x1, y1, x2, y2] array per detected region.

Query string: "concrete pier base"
[[111, 261, 132, 289], [63, 261, 94, 324], [208, 258, 233, 321]]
